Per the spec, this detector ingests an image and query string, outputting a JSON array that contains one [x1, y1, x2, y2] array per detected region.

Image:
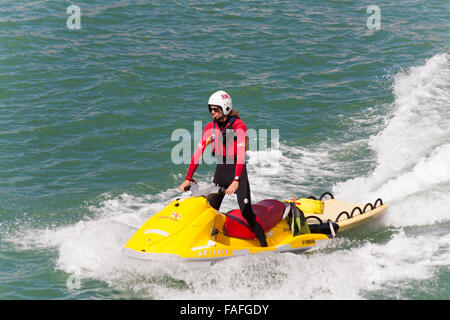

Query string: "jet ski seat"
[[223, 199, 287, 239]]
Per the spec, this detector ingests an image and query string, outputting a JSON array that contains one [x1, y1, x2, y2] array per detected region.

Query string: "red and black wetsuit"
[[185, 116, 267, 246]]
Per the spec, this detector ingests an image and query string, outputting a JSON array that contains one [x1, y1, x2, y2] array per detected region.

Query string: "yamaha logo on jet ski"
[[197, 248, 229, 257], [157, 212, 181, 222]]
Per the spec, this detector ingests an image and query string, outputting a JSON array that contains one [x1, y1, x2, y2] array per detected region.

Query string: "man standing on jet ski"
[[178, 90, 268, 247]]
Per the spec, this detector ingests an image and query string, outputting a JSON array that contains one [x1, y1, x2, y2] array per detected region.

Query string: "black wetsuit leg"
[[211, 162, 268, 247], [209, 162, 233, 210]]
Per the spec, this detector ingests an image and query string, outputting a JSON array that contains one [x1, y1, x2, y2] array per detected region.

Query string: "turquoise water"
[[0, 0, 449, 299]]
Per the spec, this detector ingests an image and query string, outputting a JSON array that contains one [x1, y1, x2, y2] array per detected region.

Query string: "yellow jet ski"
[[122, 184, 388, 262]]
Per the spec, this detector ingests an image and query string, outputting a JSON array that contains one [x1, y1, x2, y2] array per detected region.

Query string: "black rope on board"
[[336, 211, 350, 221], [307, 192, 335, 201], [363, 203, 374, 212], [319, 192, 334, 200], [374, 198, 383, 207], [351, 206, 362, 218]]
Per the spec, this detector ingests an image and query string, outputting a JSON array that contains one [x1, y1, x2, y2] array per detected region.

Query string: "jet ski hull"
[[122, 193, 387, 262]]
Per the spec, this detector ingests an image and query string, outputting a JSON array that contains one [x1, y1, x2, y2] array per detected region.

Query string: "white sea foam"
[[13, 215, 448, 299], [335, 53, 450, 226]]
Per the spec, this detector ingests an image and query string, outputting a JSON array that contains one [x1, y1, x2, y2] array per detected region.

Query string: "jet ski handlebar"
[[184, 184, 226, 197]]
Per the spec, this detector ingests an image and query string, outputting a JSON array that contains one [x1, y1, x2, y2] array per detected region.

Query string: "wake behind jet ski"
[[122, 183, 388, 262]]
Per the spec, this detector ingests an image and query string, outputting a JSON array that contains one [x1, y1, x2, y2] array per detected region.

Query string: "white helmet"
[[208, 90, 233, 115]]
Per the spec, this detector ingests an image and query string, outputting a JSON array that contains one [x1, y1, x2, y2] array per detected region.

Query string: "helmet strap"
[[217, 114, 228, 122]]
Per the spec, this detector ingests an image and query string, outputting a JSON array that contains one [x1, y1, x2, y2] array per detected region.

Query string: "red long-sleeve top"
[[185, 117, 247, 182]]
